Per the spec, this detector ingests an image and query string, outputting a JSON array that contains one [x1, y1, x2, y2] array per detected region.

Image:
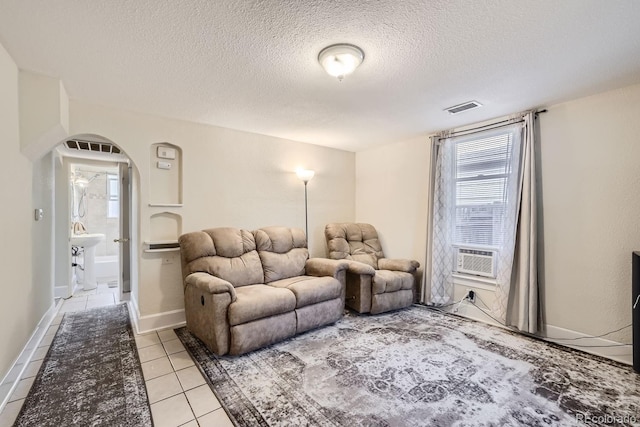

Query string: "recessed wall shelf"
[[143, 239, 180, 253], [148, 203, 183, 208]]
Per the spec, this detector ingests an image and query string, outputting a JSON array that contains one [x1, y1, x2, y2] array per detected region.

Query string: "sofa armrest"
[[185, 272, 237, 302], [345, 260, 376, 276], [377, 258, 420, 273], [305, 258, 349, 278]]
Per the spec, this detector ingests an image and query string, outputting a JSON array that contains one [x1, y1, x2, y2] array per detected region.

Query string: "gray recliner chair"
[[325, 223, 420, 314]]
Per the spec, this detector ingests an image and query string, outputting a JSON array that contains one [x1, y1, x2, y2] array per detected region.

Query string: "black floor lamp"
[[296, 168, 315, 240]]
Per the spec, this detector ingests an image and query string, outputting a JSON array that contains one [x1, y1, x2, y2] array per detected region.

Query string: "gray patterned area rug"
[[14, 303, 152, 427], [176, 306, 639, 427]]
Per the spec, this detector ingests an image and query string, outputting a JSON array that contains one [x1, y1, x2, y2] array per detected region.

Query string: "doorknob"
[[114, 238, 130, 243]]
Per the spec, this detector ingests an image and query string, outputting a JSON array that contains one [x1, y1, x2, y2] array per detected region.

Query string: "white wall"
[[355, 83, 640, 352], [538, 83, 640, 345], [69, 101, 355, 321], [0, 43, 39, 380], [355, 135, 431, 270]]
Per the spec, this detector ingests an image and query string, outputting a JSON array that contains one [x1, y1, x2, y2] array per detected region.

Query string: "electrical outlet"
[[466, 290, 476, 303], [162, 257, 173, 265]]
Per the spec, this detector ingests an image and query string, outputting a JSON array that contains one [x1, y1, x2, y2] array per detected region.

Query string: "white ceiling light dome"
[[318, 44, 365, 81]]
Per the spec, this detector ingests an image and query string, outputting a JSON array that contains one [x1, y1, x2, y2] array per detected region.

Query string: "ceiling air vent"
[[65, 139, 121, 154], [445, 101, 483, 115]]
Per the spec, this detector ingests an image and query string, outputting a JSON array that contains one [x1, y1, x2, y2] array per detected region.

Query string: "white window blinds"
[[453, 129, 518, 248]]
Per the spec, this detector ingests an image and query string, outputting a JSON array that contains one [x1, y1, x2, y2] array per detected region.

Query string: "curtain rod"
[[436, 109, 547, 140]]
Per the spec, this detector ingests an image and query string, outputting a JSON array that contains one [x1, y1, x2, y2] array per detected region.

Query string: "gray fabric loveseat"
[[178, 226, 349, 356]]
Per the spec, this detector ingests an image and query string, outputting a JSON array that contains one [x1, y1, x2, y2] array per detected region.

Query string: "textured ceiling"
[[1, 0, 639, 151]]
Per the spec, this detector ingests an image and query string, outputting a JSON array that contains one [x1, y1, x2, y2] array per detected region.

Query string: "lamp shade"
[[318, 44, 364, 81], [296, 168, 315, 183]]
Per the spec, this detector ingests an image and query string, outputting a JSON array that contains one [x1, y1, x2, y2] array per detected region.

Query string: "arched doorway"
[[52, 134, 139, 303]]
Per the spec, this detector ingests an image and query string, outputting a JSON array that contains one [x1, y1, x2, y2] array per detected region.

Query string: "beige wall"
[[355, 136, 431, 268], [0, 43, 40, 379], [538, 83, 640, 344], [69, 101, 355, 317], [355, 83, 640, 348]]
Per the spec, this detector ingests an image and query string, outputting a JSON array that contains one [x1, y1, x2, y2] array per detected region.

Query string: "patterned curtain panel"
[[429, 136, 455, 305]]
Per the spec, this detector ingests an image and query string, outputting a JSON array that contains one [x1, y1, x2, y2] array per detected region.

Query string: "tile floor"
[[0, 284, 234, 427]]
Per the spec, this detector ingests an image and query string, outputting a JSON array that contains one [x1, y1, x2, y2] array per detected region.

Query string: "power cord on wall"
[[426, 292, 632, 348]]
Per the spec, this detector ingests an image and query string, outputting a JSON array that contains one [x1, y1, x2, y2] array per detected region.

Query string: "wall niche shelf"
[[148, 212, 182, 253], [149, 142, 183, 206], [148, 203, 183, 208]]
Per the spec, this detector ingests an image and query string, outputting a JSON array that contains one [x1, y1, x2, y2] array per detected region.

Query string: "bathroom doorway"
[[54, 137, 134, 304]]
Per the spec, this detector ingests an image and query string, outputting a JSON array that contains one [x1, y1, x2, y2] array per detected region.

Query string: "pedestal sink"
[[71, 233, 105, 290]]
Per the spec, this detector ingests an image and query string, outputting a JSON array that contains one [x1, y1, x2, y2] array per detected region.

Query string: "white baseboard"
[[543, 324, 632, 366], [128, 295, 185, 334], [441, 302, 632, 366], [54, 285, 68, 299], [0, 300, 60, 412]]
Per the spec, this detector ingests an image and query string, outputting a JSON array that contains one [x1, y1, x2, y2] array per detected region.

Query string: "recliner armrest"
[[185, 272, 237, 302], [377, 258, 420, 273], [305, 258, 349, 278], [345, 260, 376, 276]]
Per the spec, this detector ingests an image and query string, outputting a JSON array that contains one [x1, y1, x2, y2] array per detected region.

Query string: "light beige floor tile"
[[31, 346, 49, 361], [198, 408, 234, 427], [162, 339, 186, 355], [0, 398, 25, 427], [175, 366, 206, 391], [135, 332, 161, 348], [145, 372, 183, 404], [178, 420, 198, 427], [138, 343, 166, 363], [185, 384, 221, 418], [9, 377, 35, 402], [87, 293, 115, 302], [150, 393, 194, 427], [168, 351, 194, 371], [22, 359, 44, 379], [45, 324, 60, 336], [50, 314, 64, 326], [141, 356, 174, 381], [158, 329, 178, 342], [38, 334, 55, 348], [86, 299, 115, 309], [58, 301, 86, 313]]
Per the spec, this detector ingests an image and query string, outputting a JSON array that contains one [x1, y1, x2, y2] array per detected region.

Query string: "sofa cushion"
[[325, 223, 384, 268], [254, 227, 309, 283], [372, 270, 414, 295], [228, 284, 297, 326], [269, 276, 342, 308], [179, 228, 264, 287]]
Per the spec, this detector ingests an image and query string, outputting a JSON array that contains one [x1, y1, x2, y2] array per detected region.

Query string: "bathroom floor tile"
[[185, 384, 221, 417], [38, 334, 55, 348], [150, 393, 194, 427], [86, 299, 114, 309], [145, 372, 183, 404]]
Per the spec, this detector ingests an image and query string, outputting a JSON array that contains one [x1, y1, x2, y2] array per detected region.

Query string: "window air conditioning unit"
[[455, 247, 497, 278]]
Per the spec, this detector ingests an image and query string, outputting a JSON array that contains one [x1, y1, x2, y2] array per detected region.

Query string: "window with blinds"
[[453, 130, 516, 248]]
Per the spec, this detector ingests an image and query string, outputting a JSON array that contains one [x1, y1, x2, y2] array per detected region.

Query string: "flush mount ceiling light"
[[318, 43, 364, 81]]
